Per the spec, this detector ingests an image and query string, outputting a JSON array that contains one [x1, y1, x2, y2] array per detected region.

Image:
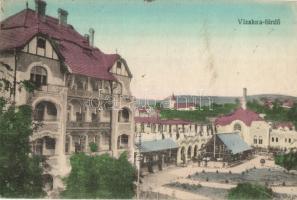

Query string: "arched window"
[[30, 66, 47, 88], [118, 108, 130, 122], [34, 101, 57, 121], [233, 123, 242, 131], [37, 38, 46, 49], [187, 146, 192, 159]]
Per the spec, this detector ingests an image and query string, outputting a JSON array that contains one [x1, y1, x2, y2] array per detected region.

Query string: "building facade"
[[0, 0, 135, 190], [215, 89, 297, 152], [134, 116, 214, 172]]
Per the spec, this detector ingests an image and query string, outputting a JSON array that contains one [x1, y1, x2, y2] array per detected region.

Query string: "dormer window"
[[37, 37, 46, 49]]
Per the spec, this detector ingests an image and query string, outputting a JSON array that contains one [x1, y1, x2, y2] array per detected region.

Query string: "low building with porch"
[[202, 132, 253, 166], [134, 116, 214, 172], [137, 138, 178, 174]]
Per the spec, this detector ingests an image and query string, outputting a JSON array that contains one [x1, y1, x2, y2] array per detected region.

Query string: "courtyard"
[[141, 155, 297, 199]]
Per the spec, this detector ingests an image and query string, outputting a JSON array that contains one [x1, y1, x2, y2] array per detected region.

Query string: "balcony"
[[68, 89, 93, 98], [118, 123, 132, 132], [66, 121, 110, 130], [27, 84, 65, 103]]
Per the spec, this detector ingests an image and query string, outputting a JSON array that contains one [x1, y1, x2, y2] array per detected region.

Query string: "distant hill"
[[136, 94, 297, 107]]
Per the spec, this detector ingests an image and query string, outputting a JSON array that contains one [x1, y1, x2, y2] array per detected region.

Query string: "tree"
[[288, 103, 297, 128], [228, 183, 273, 200], [275, 151, 297, 171], [61, 152, 136, 199], [0, 98, 45, 198]]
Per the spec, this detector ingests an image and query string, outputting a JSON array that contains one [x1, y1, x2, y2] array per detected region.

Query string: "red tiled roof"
[[0, 9, 118, 80], [273, 122, 294, 130], [282, 100, 294, 108], [134, 116, 192, 125], [215, 107, 263, 126]]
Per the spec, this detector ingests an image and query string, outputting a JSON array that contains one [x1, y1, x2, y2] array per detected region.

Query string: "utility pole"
[[136, 132, 142, 199], [213, 133, 216, 159]]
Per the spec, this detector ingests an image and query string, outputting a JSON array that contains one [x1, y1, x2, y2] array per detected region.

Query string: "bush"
[[275, 151, 297, 171], [167, 182, 202, 192], [61, 152, 136, 199], [89, 142, 98, 152], [228, 183, 273, 200]]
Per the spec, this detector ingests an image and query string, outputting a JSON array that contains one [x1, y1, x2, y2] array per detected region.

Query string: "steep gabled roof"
[[217, 133, 252, 154], [215, 107, 263, 126], [0, 9, 119, 80]]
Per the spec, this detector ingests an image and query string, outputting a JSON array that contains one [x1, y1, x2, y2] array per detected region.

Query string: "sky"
[[1, 0, 297, 99]]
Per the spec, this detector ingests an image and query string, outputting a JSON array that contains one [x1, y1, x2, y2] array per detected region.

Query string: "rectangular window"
[[259, 139, 263, 144], [276, 137, 278, 142], [289, 138, 291, 143], [272, 137, 274, 142], [141, 124, 144, 133], [254, 138, 257, 144], [45, 138, 55, 149]]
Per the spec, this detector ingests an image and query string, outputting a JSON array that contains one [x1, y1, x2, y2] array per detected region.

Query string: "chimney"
[[241, 88, 247, 109], [58, 8, 68, 26], [89, 28, 95, 47], [84, 34, 90, 44], [35, 0, 47, 16]]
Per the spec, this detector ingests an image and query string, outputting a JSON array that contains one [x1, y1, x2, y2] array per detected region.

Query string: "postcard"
[[0, 0, 296, 199]]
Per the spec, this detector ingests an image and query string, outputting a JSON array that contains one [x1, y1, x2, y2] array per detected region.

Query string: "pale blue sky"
[[2, 0, 297, 98]]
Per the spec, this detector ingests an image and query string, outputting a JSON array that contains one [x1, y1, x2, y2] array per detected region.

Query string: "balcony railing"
[[67, 121, 110, 129], [33, 121, 59, 133], [68, 89, 93, 98], [118, 123, 132, 132], [28, 85, 65, 102]]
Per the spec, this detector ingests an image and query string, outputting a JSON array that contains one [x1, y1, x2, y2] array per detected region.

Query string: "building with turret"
[[0, 0, 135, 190]]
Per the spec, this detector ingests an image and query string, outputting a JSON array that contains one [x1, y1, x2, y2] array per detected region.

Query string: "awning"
[[136, 138, 179, 153], [217, 133, 252, 154]]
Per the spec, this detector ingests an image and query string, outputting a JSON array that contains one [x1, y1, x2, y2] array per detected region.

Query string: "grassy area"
[[228, 183, 273, 200], [160, 103, 238, 122]]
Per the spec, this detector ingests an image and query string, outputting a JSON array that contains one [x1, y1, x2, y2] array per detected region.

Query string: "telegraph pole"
[[136, 132, 142, 199]]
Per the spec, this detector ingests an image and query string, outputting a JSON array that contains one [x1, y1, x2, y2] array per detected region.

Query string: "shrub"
[[61, 152, 136, 199], [228, 183, 273, 200], [89, 142, 98, 152], [275, 152, 297, 171]]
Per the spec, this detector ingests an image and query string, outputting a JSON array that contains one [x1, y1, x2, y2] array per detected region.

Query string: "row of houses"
[[134, 88, 297, 173]]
